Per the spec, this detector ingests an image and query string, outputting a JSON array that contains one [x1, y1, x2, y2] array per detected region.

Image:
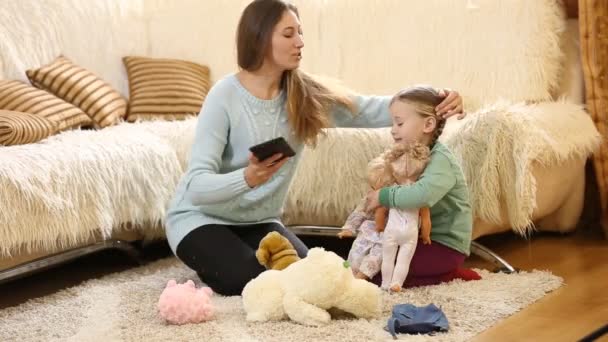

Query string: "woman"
[[165, 0, 465, 296]]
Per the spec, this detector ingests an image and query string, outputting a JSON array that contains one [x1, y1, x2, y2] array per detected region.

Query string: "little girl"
[[366, 85, 481, 288]]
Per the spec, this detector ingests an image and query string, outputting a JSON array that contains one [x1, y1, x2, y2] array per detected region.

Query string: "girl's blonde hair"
[[236, 0, 355, 146], [390, 86, 446, 147]]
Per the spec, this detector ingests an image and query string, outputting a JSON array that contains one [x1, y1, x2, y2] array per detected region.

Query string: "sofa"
[[0, 0, 601, 280]]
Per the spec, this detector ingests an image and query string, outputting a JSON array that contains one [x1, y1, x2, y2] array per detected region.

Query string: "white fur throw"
[[0, 102, 600, 256], [282, 128, 393, 226], [284, 101, 601, 234], [0, 121, 184, 257], [441, 101, 601, 233], [127, 117, 197, 170]]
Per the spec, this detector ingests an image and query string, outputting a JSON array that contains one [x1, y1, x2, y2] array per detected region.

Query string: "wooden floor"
[[468, 228, 608, 342], [1, 228, 607, 341]]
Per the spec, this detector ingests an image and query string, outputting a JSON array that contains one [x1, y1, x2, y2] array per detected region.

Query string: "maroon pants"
[[372, 239, 466, 287]]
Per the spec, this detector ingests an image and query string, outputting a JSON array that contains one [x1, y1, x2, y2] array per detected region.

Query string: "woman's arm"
[[379, 152, 456, 209], [184, 90, 251, 205], [330, 89, 466, 128], [330, 94, 392, 128]]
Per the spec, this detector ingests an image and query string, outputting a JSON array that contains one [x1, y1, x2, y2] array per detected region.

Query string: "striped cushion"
[[0, 80, 92, 131], [123, 56, 211, 121], [26, 55, 127, 128], [0, 110, 57, 146]]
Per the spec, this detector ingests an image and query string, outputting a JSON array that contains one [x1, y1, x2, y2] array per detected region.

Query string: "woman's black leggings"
[[176, 222, 308, 296]]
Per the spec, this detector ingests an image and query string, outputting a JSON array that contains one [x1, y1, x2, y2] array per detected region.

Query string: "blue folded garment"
[[385, 303, 449, 338]]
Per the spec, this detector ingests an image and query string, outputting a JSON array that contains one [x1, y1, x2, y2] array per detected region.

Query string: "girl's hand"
[[244, 152, 289, 188], [436, 88, 466, 120], [365, 189, 382, 213]]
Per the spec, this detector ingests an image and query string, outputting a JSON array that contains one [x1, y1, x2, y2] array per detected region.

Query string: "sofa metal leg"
[[0, 239, 143, 284], [470, 241, 517, 274], [287, 225, 342, 237]]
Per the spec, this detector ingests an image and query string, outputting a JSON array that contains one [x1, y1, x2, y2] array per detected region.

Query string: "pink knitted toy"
[[157, 279, 215, 325]]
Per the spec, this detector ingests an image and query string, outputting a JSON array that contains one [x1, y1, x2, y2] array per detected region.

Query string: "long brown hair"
[[236, 0, 355, 146], [390, 86, 446, 147]]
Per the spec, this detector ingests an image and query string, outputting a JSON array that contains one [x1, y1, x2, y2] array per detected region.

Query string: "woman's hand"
[[365, 189, 382, 213], [244, 153, 289, 188], [436, 88, 466, 120]]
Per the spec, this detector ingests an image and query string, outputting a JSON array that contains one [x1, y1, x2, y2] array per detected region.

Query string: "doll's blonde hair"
[[366, 155, 395, 190], [383, 142, 431, 180], [390, 85, 447, 147]]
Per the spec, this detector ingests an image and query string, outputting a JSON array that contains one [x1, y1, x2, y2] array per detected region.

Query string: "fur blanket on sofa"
[[0, 100, 600, 256], [441, 101, 600, 233], [0, 121, 189, 256], [283, 101, 601, 234]]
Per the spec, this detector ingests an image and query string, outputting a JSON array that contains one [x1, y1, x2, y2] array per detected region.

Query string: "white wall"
[[0, 0, 570, 109]]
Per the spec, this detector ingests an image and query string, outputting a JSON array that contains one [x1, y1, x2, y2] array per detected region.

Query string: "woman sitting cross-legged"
[[164, 0, 466, 296]]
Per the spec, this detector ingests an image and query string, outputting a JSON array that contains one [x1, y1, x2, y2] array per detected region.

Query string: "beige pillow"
[[0, 110, 58, 146], [0, 80, 92, 131], [123, 56, 211, 121], [26, 55, 127, 128]]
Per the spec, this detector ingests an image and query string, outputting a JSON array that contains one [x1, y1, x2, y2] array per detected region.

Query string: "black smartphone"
[[249, 137, 296, 162]]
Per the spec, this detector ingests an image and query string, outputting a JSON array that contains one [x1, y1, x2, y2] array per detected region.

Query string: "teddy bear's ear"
[[186, 280, 195, 287], [167, 279, 177, 287], [307, 247, 326, 258]]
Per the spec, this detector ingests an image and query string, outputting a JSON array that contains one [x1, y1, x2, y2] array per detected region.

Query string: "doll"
[[378, 142, 432, 292], [337, 154, 395, 280]]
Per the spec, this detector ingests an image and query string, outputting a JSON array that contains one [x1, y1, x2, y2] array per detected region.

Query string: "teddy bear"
[[242, 247, 382, 326], [256, 231, 300, 270], [157, 279, 215, 325]]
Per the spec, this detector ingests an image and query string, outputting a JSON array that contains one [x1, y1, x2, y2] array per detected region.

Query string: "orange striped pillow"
[[123, 56, 211, 122], [0, 80, 92, 131], [0, 110, 58, 146], [26, 55, 127, 128]]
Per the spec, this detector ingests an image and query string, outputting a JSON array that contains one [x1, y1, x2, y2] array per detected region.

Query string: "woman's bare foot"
[[354, 271, 369, 280], [390, 284, 402, 293]]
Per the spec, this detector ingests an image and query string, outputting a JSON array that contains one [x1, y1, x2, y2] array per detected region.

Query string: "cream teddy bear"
[[242, 247, 382, 326]]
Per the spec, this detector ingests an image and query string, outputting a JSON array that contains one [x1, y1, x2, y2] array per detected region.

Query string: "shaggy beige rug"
[[0, 257, 562, 342]]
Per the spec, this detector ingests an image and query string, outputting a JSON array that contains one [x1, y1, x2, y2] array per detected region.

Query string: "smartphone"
[[249, 137, 296, 162]]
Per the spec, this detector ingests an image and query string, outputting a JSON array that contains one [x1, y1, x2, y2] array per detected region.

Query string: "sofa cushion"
[[0, 80, 92, 131], [0, 110, 57, 146], [123, 56, 211, 122], [26, 55, 127, 128]]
